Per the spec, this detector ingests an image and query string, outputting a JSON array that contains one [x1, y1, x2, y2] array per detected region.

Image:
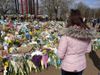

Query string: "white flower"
[[27, 60, 36, 71], [31, 50, 43, 57], [10, 61, 18, 73]]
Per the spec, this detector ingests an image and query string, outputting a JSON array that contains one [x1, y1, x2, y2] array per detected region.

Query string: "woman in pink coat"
[[58, 9, 94, 75]]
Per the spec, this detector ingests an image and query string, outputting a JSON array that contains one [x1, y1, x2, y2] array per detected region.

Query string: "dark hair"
[[67, 9, 89, 29]]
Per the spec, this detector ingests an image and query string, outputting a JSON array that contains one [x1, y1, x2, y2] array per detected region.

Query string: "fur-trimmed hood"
[[59, 26, 96, 39]]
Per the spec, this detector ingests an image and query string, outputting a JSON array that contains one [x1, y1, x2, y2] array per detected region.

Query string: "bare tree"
[[77, 2, 90, 18], [33, 0, 35, 14], [28, 0, 33, 14], [95, 9, 100, 18], [40, 0, 74, 20], [40, 0, 54, 20], [77, 2, 100, 20], [36, 0, 39, 16], [0, 0, 15, 15]]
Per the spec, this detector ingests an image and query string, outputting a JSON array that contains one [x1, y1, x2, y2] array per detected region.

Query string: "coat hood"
[[59, 26, 96, 39]]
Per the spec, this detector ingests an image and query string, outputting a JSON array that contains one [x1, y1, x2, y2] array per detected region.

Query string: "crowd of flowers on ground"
[[0, 15, 100, 75], [0, 16, 66, 75]]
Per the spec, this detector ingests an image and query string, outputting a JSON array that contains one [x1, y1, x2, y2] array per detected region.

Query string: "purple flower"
[[31, 55, 42, 67], [46, 48, 51, 52], [34, 26, 40, 30], [58, 34, 62, 37]]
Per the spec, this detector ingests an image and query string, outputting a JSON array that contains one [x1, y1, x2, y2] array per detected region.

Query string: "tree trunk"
[[28, 0, 32, 14], [25, 0, 28, 14], [32, 0, 35, 15], [36, 0, 39, 16], [54, 8, 58, 20], [15, 0, 17, 14], [20, 0, 24, 15]]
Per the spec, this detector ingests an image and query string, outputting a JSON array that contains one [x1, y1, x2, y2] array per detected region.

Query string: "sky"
[[75, 0, 100, 8]]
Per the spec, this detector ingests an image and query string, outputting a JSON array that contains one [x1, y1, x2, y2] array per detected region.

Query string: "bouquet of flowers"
[[92, 39, 100, 51], [4, 54, 36, 75], [16, 44, 33, 54], [48, 50, 61, 68], [31, 50, 43, 71]]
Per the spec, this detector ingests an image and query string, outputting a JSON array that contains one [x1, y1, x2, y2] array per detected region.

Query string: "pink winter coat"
[[58, 36, 91, 72], [58, 26, 93, 72]]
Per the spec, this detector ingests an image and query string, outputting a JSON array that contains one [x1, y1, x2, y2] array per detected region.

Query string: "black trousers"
[[61, 69, 83, 75]]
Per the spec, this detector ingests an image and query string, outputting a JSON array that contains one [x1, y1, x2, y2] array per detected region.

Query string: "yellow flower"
[[7, 34, 10, 37], [29, 31, 32, 35], [16, 40, 19, 42], [4, 62, 8, 68], [42, 50, 47, 54], [0, 56, 2, 61], [8, 47, 13, 53], [7, 40, 12, 44], [47, 44, 51, 47], [23, 37, 26, 40]]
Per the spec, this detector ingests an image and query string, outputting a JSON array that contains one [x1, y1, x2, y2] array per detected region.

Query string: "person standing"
[[58, 9, 94, 75], [92, 19, 97, 28]]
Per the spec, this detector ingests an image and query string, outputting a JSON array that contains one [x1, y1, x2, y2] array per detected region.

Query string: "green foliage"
[[92, 40, 100, 51]]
